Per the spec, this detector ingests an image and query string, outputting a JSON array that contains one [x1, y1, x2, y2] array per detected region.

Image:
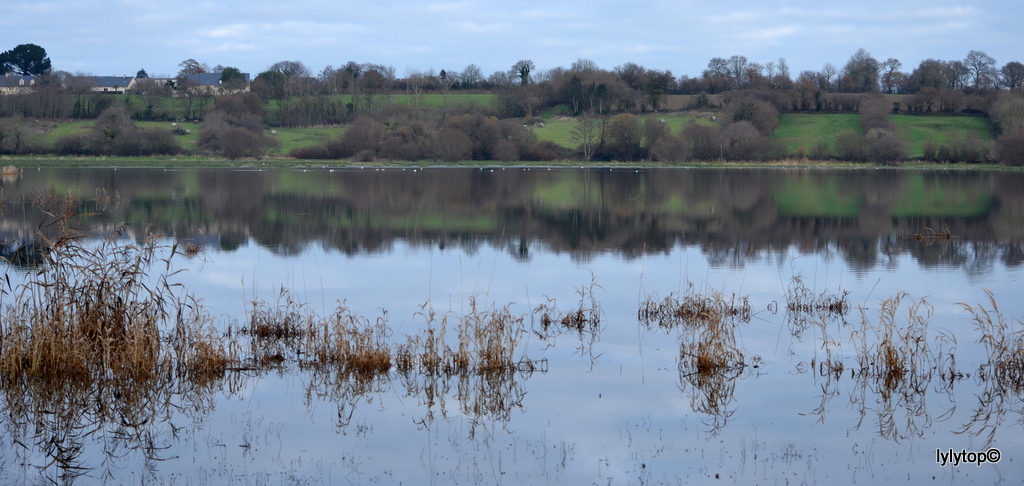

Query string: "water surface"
[[1, 167, 1022, 484]]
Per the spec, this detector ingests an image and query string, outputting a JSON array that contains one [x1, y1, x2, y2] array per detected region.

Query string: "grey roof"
[[0, 75, 37, 88], [80, 76, 135, 88]]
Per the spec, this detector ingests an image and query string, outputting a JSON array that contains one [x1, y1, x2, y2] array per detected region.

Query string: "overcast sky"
[[4, 0, 1019, 79]]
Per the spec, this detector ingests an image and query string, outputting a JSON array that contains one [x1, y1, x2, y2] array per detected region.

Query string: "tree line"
[[1, 44, 1023, 164]]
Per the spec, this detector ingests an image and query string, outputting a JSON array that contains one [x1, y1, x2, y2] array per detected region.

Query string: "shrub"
[[989, 92, 1024, 134], [721, 121, 762, 160], [493, 139, 519, 162], [220, 126, 273, 160], [604, 113, 643, 161], [289, 145, 331, 159], [922, 139, 938, 161], [682, 122, 723, 161], [994, 129, 1024, 166], [834, 130, 865, 161], [649, 133, 691, 163], [520, 140, 564, 161], [865, 128, 906, 164], [431, 127, 473, 162], [198, 110, 277, 160], [138, 128, 182, 156], [54, 133, 90, 156], [810, 141, 831, 160]]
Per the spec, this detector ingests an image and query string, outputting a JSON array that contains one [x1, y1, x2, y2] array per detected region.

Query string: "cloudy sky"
[[4, 0, 1019, 79]]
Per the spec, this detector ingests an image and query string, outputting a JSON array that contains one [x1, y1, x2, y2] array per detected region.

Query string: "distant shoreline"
[[1, 156, 1018, 171]]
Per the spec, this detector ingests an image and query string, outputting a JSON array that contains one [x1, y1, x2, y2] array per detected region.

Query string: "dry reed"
[[638, 283, 751, 331], [957, 290, 1024, 445], [0, 191, 233, 479], [532, 277, 602, 355], [637, 284, 750, 435], [784, 274, 850, 318]]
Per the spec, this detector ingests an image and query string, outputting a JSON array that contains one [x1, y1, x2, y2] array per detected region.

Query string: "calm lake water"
[[1, 167, 1023, 484]]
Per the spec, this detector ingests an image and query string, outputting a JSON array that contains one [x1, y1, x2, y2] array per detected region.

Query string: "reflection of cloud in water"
[[1, 169, 1023, 482]]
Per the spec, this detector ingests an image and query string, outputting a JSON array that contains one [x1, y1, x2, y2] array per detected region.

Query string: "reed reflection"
[[639, 285, 751, 435]]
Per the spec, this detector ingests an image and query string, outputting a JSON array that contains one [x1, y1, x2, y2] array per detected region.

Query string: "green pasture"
[[532, 112, 718, 149], [891, 115, 992, 158], [774, 113, 994, 159], [773, 114, 860, 155], [267, 126, 345, 155]]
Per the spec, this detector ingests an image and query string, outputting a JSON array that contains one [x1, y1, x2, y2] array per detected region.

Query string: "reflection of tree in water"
[[3, 167, 1024, 271], [1001, 244, 1024, 267], [839, 237, 879, 271]]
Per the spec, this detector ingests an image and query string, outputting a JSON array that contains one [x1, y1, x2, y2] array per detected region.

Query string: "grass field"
[[532, 111, 717, 148], [891, 115, 992, 158], [18, 95, 998, 162], [773, 114, 860, 155], [774, 113, 993, 158], [268, 126, 345, 155]]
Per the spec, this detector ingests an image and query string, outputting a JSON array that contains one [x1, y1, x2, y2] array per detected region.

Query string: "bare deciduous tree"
[[820, 63, 838, 91], [964, 50, 998, 89], [570, 111, 602, 161]]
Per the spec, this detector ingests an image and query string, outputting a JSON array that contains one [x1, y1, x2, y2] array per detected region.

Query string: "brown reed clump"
[[850, 293, 938, 399], [534, 276, 602, 335], [638, 284, 751, 435], [784, 274, 850, 317], [639, 283, 751, 331], [533, 277, 603, 357], [0, 194, 167, 383], [172, 296, 235, 382], [241, 287, 315, 367], [305, 303, 393, 379], [676, 308, 745, 436], [0, 190, 234, 384], [0, 192, 234, 480]]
